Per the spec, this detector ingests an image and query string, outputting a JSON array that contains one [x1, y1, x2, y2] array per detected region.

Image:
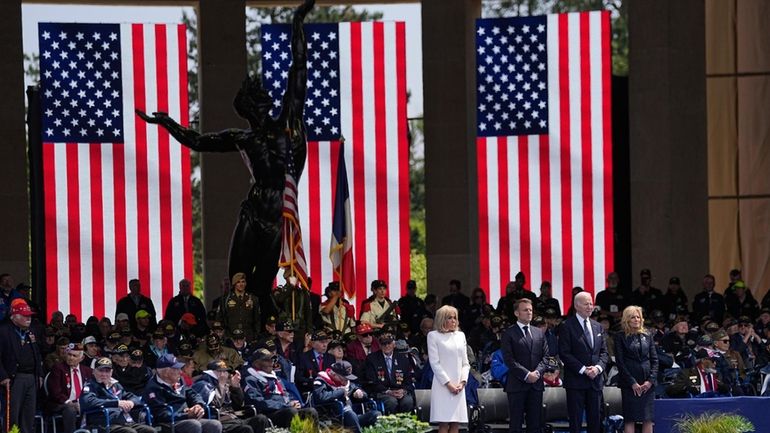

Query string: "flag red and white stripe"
[[41, 23, 192, 321], [273, 22, 410, 310], [476, 12, 614, 312], [279, 169, 310, 290]]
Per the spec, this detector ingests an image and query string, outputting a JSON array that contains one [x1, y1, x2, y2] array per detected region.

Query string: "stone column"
[[628, 0, 708, 294], [0, 0, 30, 285], [197, 0, 249, 302], [422, 0, 481, 298]]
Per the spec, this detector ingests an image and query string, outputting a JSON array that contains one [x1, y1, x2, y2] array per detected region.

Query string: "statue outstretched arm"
[[278, 0, 314, 125], [136, 110, 241, 153]]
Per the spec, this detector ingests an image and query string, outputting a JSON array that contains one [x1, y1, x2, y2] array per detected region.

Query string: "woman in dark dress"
[[614, 306, 658, 433]]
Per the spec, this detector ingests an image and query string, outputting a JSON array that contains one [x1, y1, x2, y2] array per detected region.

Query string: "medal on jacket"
[[394, 371, 403, 385], [378, 369, 385, 382]]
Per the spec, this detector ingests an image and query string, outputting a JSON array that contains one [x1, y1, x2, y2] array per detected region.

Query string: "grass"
[[674, 411, 754, 433]]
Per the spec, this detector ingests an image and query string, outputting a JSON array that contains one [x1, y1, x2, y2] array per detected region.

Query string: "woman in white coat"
[[428, 305, 470, 433]]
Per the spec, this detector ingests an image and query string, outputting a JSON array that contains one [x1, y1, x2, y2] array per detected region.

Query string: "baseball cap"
[[95, 357, 113, 370], [108, 332, 122, 342], [211, 321, 224, 330], [378, 333, 395, 344], [669, 277, 681, 285], [330, 361, 357, 380], [68, 343, 84, 352], [116, 313, 129, 322], [82, 336, 98, 345], [156, 354, 185, 369], [135, 310, 151, 319], [180, 313, 197, 326], [152, 329, 166, 339], [207, 360, 231, 372], [311, 330, 330, 341], [113, 344, 130, 355], [206, 334, 221, 347], [232, 328, 245, 339], [734, 280, 747, 289], [327, 340, 345, 350], [10, 300, 34, 317], [265, 315, 277, 325], [355, 323, 373, 335], [130, 349, 144, 361], [275, 321, 295, 332]]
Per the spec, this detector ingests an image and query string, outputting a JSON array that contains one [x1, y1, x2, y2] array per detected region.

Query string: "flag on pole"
[[278, 149, 310, 290], [475, 12, 614, 313], [262, 22, 410, 308], [329, 140, 356, 298], [37, 22, 192, 320]]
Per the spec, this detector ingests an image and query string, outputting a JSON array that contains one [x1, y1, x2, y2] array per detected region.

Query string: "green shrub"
[[362, 413, 431, 433], [674, 411, 754, 433]]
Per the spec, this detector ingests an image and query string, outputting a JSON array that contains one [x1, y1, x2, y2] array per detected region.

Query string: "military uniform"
[[219, 291, 261, 341], [272, 283, 312, 334], [192, 338, 244, 375]]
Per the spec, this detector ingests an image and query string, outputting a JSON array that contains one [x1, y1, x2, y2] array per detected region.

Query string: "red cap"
[[355, 323, 373, 335], [11, 300, 34, 317], [180, 313, 197, 325]]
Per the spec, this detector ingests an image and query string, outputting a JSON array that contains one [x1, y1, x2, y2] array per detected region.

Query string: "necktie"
[[317, 354, 323, 370], [72, 368, 82, 399], [705, 373, 714, 392], [523, 325, 533, 346], [583, 319, 593, 349], [386, 356, 392, 375]]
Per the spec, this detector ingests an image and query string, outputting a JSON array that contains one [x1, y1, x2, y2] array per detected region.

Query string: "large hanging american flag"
[[262, 22, 410, 309], [475, 12, 614, 312], [37, 22, 192, 321]]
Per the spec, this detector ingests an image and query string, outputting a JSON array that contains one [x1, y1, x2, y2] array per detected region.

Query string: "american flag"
[[38, 22, 192, 321], [278, 151, 310, 290], [475, 12, 614, 313], [262, 22, 410, 309]]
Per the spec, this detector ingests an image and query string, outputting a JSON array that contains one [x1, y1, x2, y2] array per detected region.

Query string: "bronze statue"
[[137, 0, 315, 311]]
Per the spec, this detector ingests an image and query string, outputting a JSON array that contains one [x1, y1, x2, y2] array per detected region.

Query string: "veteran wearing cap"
[[364, 333, 415, 414], [111, 345, 149, 395], [0, 299, 43, 433], [46, 343, 93, 433], [192, 360, 268, 433], [144, 354, 223, 433], [226, 328, 255, 362], [312, 360, 380, 433], [133, 309, 155, 341], [193, 334, 244, 375], [295, 330, 335, 393], [273, 320, 302, 365], [346, 323, 380, 378], [666, 352, 730, 397], [79, 357, 155, 433], [145, 329, 171, 368], [219, 273, 261, 342], [82, 336, 102, 369], [242, 349, 317, 428]]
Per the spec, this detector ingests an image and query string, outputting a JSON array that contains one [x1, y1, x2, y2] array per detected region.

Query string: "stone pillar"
[[422, 0, 481, 299], [0, 0, 30, 285], [628, 0, 708, 293], [197, 0, 249, 302]]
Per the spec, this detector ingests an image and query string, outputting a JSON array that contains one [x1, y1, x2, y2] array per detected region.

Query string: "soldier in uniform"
[[360, 280, 400, 330], [79, 357, 155, 433], [272, 274, 312, 337], [220, 273, 261, 341], [319, 282, 356, 336]]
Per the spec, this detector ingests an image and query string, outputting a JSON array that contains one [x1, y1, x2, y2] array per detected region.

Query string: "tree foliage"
[[483, 0, 628, 75]]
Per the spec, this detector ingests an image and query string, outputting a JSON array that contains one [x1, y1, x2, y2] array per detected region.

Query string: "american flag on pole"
[[38, 22, 192, 321], [475, 13, 614, 313], [262, 22, 410, 309], [278, 151, 310, 290]]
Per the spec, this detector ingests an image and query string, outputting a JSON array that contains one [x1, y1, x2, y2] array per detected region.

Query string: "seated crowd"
[[2, 267, 770, 433]]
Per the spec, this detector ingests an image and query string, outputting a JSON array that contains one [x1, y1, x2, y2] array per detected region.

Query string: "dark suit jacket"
[[613, 332, 658, 388], [0, 322, 43, 382], [46, 362, 94, 409], [558, 315, 609, 391], [501, 323, 548, 392], [364, 351, 414, 394], [295, 350, 335, 392]]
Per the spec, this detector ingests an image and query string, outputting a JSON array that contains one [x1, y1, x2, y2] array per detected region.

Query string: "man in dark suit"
[[164, 279, 209, 336], [501, 298, 549, 433], [46, 343, 94, 433], [295, 330, 335, 393], [558, 292, 608, 433], [364, 333, 415, 414]]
